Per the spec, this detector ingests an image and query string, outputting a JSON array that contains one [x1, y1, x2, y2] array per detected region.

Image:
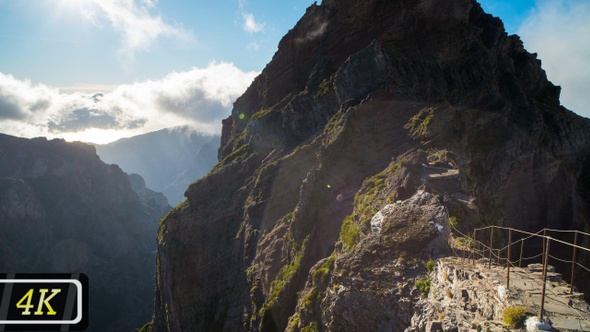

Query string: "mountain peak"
[[152, 1, 590, 331], [221, 0, 560, 161]]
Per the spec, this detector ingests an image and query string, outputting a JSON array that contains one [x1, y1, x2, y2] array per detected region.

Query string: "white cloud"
[[518, 0, 590, 118], [0, 63, 258, 143], [242, 12, 265, 34], [0, 73, 57, 120], [82, 0, 190, 65]]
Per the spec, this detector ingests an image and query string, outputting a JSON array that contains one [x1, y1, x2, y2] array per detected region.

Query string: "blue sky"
[[0, 0, 588, 143], [0, 0, 312, 89]]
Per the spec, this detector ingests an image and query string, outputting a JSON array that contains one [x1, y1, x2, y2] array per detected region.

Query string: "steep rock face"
[[153, 0, 590, 331], [0, 134, 170, 332]]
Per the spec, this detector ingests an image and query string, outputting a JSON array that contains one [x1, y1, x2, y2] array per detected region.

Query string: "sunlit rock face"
[[0, 134, 170, 332], [152, 0, 590, 331]]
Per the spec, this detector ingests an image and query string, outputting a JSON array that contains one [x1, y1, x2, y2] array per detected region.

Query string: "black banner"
[[0, 274, 88, 331]]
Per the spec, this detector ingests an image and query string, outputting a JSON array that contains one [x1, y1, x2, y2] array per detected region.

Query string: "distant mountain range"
[[95, 126, 219, 206], [0, 134, 170, 332]]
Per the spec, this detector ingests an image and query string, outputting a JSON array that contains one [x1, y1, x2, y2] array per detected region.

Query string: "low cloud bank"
[[519, 0, 590, 118], [0, 62, 258, 143]]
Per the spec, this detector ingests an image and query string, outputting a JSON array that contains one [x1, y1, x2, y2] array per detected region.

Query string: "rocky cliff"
[[152, 0, 590, 331], [0, 134, 170, 332]]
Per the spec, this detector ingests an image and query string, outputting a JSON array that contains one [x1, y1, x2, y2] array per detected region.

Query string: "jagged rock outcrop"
[[0, 134, 170, 332], [287, 190, 449, 331], [152, 0, 590, 331], [129, 173, 170, 212]]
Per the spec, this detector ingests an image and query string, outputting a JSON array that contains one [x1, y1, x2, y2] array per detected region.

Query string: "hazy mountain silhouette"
[[95, 126, 219, 205]]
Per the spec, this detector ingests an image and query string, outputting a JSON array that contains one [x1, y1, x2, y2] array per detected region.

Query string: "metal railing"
[[449, 224, 590, 321]]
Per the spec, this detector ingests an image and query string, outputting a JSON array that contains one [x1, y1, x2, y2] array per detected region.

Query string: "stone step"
[[530, 271, 562, 282], [528, 263, 556, 273], [550, 316, 590, 331]]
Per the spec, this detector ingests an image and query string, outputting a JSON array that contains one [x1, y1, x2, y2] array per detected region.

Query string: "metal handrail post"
[[542, 229, 547, 266], [540, 237, 551, 320], [519, 238, 524, 268], [462, 241, 465, 263], [489, 228, 493, 269], [571, 232, 578, 295], [472, 230, 477, 266], [507, 229, 511, 289]]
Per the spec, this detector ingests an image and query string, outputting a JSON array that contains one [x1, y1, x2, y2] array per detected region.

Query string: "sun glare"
[[58, 128, 131, 145]]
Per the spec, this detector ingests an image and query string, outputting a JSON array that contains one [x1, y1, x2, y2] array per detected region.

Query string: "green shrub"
[[426, 260, 435, 273], [455, 236, 474, 249], [502, 306, 527, 327], [414, 277, 431, 298]]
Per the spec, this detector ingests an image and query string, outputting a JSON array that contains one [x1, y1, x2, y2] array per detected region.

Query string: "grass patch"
[[302, 289, 322, 310], [425, 260, 435, 273], [213, 143, 252, 172], [336, 158, 404, 252], [502, 306, 527, 327], [314, 78, 332, 99], [427, 148, 451, 165], [338, 216, 360, 252], [409, 108, 435, 138], [312, 256, 336, 284], [263, 236, 309, 314], [252, 108, 273, 120], [301, 321, 320, 332], [288, 315, 300, 330]]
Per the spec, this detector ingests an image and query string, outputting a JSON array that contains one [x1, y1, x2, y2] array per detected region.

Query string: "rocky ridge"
[[151, 0, 590, 331]]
